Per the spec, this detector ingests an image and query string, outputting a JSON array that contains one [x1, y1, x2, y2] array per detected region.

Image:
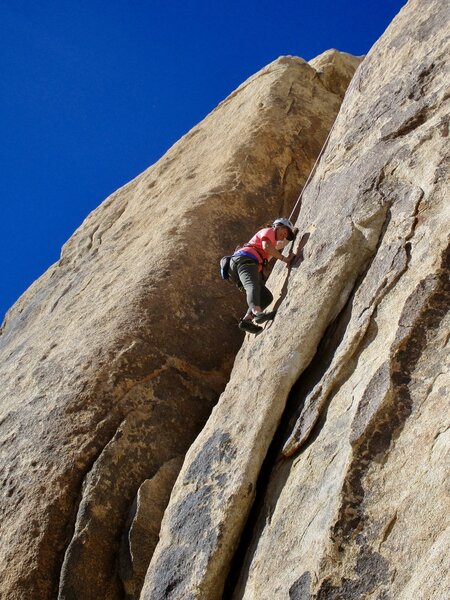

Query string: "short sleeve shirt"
[[234, 227, 276, 264]]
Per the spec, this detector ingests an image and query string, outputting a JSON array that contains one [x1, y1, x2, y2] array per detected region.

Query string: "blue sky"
[[1, 0, 406, 321]]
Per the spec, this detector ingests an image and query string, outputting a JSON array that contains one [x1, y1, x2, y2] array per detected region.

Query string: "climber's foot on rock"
[[253, 310, 277, 324], [238, 320, 263, 334]]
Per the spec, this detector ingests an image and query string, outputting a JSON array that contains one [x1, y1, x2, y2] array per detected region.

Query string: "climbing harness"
[[243, 244, 269, 271]]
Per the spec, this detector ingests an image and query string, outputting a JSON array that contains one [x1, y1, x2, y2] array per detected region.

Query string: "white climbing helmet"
[[272, 218, 296, 240]]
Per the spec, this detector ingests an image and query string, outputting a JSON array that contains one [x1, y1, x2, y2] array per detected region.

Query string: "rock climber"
[[229, 218, 297, 334]]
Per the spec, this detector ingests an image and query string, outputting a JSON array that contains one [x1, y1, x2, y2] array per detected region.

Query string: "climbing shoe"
[[238, 320, 263, 334], [253, 310, 277, 324]]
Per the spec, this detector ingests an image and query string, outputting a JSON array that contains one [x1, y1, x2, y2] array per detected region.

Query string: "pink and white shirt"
[[233, 227, 276, 267]]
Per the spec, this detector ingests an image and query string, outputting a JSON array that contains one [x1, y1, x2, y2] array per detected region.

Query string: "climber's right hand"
[[283, 252, 296, 265]]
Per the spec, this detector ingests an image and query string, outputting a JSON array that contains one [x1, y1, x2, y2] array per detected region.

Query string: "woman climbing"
[[229, 218, 296, 334]]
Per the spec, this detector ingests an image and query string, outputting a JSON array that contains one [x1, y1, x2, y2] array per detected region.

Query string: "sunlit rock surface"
[[0, 51, 359, 600], [142, 1, 449, 598]]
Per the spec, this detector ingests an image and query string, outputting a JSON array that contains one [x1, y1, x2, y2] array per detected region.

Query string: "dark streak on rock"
[[316, 546, 390, 600], [342, 243, 449, 539], [289, 571, 312, 599], [381, 105, 428, 141], [150, 545, 195, 599], [148, 485, 219, 599], [186, 430, 237, 481], [147, 431, 237, 599], [319, 243, 450, 598]]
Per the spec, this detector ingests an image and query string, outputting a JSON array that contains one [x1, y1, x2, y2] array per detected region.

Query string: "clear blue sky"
[[1, 0, 406, 321]]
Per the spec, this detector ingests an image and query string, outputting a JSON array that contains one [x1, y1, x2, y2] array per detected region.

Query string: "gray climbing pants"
[[229, 256, 273, 311]]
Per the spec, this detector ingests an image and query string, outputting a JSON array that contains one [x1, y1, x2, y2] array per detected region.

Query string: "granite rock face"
[[142, 1, 449, 599], [119, 456, 184, 599], [0, 52, 359, 599]]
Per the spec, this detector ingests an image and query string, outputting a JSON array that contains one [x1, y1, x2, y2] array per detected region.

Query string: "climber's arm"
[[262, 240, 295, 264]]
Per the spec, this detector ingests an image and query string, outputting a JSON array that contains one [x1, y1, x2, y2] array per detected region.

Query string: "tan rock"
[[142, 1, 450, 598], [309, 49, 364, 98], [119, 456, 184, 599], [0, 51, 359, 599]]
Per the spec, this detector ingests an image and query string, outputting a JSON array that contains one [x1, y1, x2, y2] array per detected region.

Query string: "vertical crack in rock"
[[119, 456, 184, 600], [314, 243, 450, 600], [56, 423, 124, 598], [223, 224, 391, 600], [224, 175, 423, 595], [56, 359, 220, 600], [282, 178, 425, 456], [58, 374, 214, 600], [223, 266, 364, 598]]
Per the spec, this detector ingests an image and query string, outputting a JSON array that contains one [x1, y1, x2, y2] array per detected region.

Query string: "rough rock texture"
[[142, 1, 449, 599], [0, 51, 360, 599], [119, 456, 184, 599]]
